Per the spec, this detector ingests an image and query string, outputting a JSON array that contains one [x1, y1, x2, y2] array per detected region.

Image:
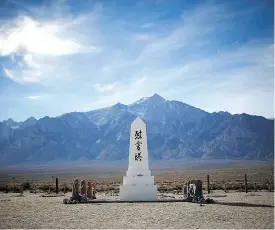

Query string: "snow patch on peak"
[[130, 94, 165, 106], [130, 97, 149, 105], [151, 93, 165, 101]]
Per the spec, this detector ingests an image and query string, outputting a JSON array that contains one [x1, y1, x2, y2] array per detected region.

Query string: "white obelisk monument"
[[119, 117, 157, 201]]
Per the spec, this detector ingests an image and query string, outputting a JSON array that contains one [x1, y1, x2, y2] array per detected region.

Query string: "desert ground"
[[0, 191, 274, 229], [0, 160, 274, 229]]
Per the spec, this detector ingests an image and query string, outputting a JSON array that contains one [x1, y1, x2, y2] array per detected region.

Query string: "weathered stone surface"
[[185, 179, 205, 203], [80, 196, 88, 203], [92, 183, 97, 199], [63, 198, 69, 204], [194, 180, 203, 198], [80, 180, 87, 197], [72, 178, 80, 201], [183, 182, 188, 197], [87, 181, 93, 199]]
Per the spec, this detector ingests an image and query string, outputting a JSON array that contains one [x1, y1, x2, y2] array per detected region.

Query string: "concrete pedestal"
[[120, 184, 157, 201]]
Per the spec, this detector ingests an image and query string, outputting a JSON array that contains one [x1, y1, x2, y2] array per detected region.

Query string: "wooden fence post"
[[245, 174, 248, 193], [207, 175, 210, 194], [56, 178, 59, 194], [20, 185, 23, 196], [269, 184, 272, 192]]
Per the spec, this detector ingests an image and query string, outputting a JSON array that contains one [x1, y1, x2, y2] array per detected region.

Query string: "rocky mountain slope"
[[0, 94, 273, 164]]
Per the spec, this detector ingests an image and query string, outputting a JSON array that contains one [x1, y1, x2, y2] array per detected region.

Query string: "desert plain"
[[0, 159, 274, 229]]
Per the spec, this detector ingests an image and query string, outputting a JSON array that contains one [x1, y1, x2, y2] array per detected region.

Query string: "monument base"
[[119, 184, 157, 201], [123, 173, 155, 185]]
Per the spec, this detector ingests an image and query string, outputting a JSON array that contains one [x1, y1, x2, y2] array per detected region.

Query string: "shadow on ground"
[[215, 202, 274, 208]]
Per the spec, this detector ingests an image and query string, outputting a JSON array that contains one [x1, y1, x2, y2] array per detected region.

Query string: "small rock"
[[205, 198, 215, 204], [81, 196, 88, 203], [72, 200, 77, 204]]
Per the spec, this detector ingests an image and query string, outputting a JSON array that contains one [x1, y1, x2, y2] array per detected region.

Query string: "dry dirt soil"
[[0, 160, 273, 229], [0, 191, 274, 229]]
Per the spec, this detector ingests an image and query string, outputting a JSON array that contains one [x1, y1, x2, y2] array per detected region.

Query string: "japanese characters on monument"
[[134, 130, 143, 161], [128, 116, 150, 169]]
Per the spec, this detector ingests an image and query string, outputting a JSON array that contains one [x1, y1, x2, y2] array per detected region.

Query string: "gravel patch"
[[0, 191, 273, 229]]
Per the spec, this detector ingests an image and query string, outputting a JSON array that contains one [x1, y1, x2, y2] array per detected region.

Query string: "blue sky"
[[0, 0, 274, 121]]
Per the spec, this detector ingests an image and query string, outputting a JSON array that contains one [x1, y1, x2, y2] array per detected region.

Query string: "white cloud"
[[3, 67, 42, 84], [18, 62, 23, 68], [94, 83, 117, 92], [25, 95, 42, 100], [90, 76, 150, 108], [3, 67, 20, 83], [23, 54, 39, 68], [11, 55, 16, 62], [133, 33, 152, 41], [24, 93, 50, 100], [0, 16, 94, 56], [0, 13, 99, 84]]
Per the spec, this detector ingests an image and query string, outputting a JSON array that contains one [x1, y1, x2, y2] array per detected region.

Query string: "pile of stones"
[[63, 196, 90, 204], [63, 178, 96, 204]]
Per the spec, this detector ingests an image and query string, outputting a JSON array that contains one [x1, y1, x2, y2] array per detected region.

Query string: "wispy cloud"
[[0, 0, 273, 120], [133, 33, 152, 41], [25, 95, 43, 100], [141, 23, 155, 29], [23, 54, 39, 69], [94, 83, 117, 92]]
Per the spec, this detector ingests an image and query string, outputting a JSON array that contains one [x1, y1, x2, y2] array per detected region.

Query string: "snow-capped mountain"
[[0, 94, 273, 164]]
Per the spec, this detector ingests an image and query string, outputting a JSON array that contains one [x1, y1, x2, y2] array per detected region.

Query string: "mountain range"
[[0, 94, 274, 165]]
